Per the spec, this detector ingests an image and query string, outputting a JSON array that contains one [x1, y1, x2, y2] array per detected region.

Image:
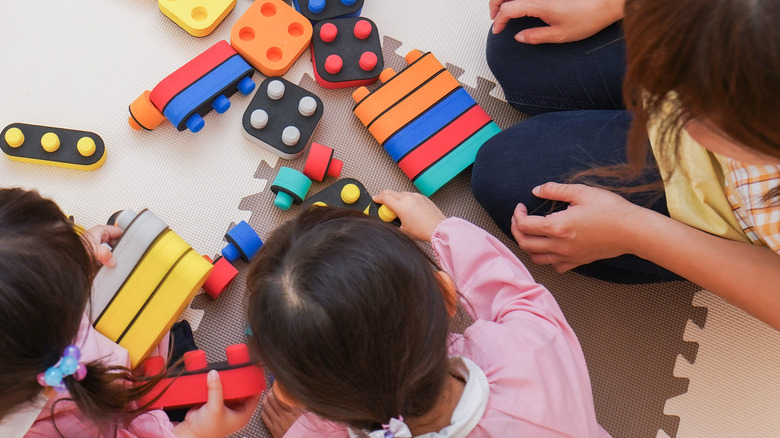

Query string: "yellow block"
[[158, 0, 236, 37], [120, 249, 213, 368], [94, 230, 190, 341]]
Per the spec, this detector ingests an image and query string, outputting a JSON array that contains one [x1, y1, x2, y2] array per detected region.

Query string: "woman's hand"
[[82, 225, 123, 267], [511, 182, 645, 272], [490, 0, 625, 44], [173, 370, 261, 438], [373, 190, 447, 242]]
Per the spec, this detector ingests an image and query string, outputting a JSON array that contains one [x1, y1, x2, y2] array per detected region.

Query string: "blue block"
[[222, 220, 263, 263], [383, 89, 476, 161], [163, 55, 254, 132]]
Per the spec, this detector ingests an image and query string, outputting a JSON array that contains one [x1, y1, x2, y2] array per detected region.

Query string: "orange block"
[[353, 52, 445, 126], [230, 0, 312, 77]]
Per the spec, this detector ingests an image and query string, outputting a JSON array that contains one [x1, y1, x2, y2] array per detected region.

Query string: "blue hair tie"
[[37, 344, 87, 392]]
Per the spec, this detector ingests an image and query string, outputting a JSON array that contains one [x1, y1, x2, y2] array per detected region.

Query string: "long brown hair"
[[580, 0, 780, 201], [246, 207, 451, 432], [0, 188, 162, 432]]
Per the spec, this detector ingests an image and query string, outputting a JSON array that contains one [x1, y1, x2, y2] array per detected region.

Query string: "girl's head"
[[0, 188, 95, 419], [247, 207, 451, 432], [623, 0, 780, 164], [0, 188, 158, 429]]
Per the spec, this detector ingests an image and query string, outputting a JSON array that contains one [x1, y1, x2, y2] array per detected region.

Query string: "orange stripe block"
[[398, 106, 491, 180], [353, 52, 444, 126], [149, 41, 236, 110], [368, 73, 460, 145]]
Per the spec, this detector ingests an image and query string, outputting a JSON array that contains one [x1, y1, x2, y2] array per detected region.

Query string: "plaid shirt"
[[724, 159, 780, 254]]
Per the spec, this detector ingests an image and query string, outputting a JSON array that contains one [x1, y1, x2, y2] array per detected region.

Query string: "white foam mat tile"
[[662, 290, 780, 437]]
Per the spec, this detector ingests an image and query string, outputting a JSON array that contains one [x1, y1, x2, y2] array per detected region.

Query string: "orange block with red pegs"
[[352, 50, 501, 196]]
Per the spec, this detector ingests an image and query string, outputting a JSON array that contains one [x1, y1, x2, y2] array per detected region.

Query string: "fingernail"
[[105, 257, 116, 268], [515, 33, 525, 43], [208, 369, 218, 382], [532, 186, 541, 195]]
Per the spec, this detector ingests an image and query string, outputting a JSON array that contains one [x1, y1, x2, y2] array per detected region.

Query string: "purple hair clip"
[[37, 344, 87, 392]]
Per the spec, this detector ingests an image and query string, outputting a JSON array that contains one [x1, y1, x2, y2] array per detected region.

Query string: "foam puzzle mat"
[[1, 1, 778, 437]]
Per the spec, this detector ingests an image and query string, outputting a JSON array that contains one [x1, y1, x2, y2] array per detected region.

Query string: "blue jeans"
[[473, 18, 683, 283]]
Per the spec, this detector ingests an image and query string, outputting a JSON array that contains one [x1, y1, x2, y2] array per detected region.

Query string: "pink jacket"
[[24, 317, 176, 437], [284, 217, 610, 437]]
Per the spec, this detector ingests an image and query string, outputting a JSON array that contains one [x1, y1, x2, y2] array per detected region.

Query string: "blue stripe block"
[[383, 88, 476, 162], [164, 56, 253, 130], [414, 122, 501, 196]]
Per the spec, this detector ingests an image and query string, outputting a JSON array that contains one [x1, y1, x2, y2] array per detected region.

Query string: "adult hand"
[[82, 225, 123, 267], [261, 387, 304, 438], [511, 182, 645, 272], [373, 190, 447, 242], [173, 370, 261, 438], [490, 0, 625, 44]]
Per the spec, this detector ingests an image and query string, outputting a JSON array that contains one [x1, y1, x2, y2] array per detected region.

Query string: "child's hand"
[[373, 191, 446, 242], [172, 370, 261, 438], [83, 225, 123, 268], [261, 387, 304, 438]]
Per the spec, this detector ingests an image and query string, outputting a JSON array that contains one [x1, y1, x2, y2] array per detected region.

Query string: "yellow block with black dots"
[[1, 123, 106, 170], [94, 230, 191, 342], [118, 249, 213, 368]]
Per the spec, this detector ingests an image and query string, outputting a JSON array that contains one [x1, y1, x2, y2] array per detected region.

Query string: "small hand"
[[511, 183, 644, 272], [261, 387, 304, 438], [490, 0, 624, 44], [82, 225, 123, 267], [373, 190, 446, 242], [172, 370, 261, 438]]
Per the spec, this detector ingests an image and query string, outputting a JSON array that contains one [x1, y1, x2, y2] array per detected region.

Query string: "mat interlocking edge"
[[1, 1, 778, 437]]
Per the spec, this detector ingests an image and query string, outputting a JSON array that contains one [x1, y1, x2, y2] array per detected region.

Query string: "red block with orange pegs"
[[230, 0, 312, 77], [201, 255, 239, 299], [311, 17, 383, 89], [136, 344, 266, 410], [303, 142, 343, 182], [128, 40, 255, 133]]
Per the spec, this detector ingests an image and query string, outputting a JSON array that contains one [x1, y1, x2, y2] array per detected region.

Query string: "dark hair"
[[578, 0, 780, 202], [0, 188, 160, 432], [247, 207, 451, 432]]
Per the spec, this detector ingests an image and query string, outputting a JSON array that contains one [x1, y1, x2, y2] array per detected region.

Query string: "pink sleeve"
[[116, 410, 177, 438], [284, 412, 348, 437], [431, 217, 568, 329]]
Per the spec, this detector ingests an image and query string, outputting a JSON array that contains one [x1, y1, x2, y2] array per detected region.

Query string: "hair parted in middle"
[[246, 207, 451, 432]]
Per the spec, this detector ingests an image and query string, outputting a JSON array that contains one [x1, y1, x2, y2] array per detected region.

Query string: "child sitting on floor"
[[247, 190, 610, 437], [0, 187, 259, 437]]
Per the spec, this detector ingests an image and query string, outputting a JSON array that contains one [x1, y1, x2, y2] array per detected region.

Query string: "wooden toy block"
[[270, 167, 312, 211], [90, 209, 213, 368], [352, 50, 501, 196], [1, 123, 106, 170], [128, 40, 255, 133], [158, 0, 236, 37], [202, 255, 238, 299], [293, 0, 363, 22], [310, 17, 383, 89], [221, 220, 263, 263], [303, 142, 343, 182], [137, 344, 266, 410], [301, 178, 400, 225], [242, 77, 324, 160], [230, 0, 312, 77]]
